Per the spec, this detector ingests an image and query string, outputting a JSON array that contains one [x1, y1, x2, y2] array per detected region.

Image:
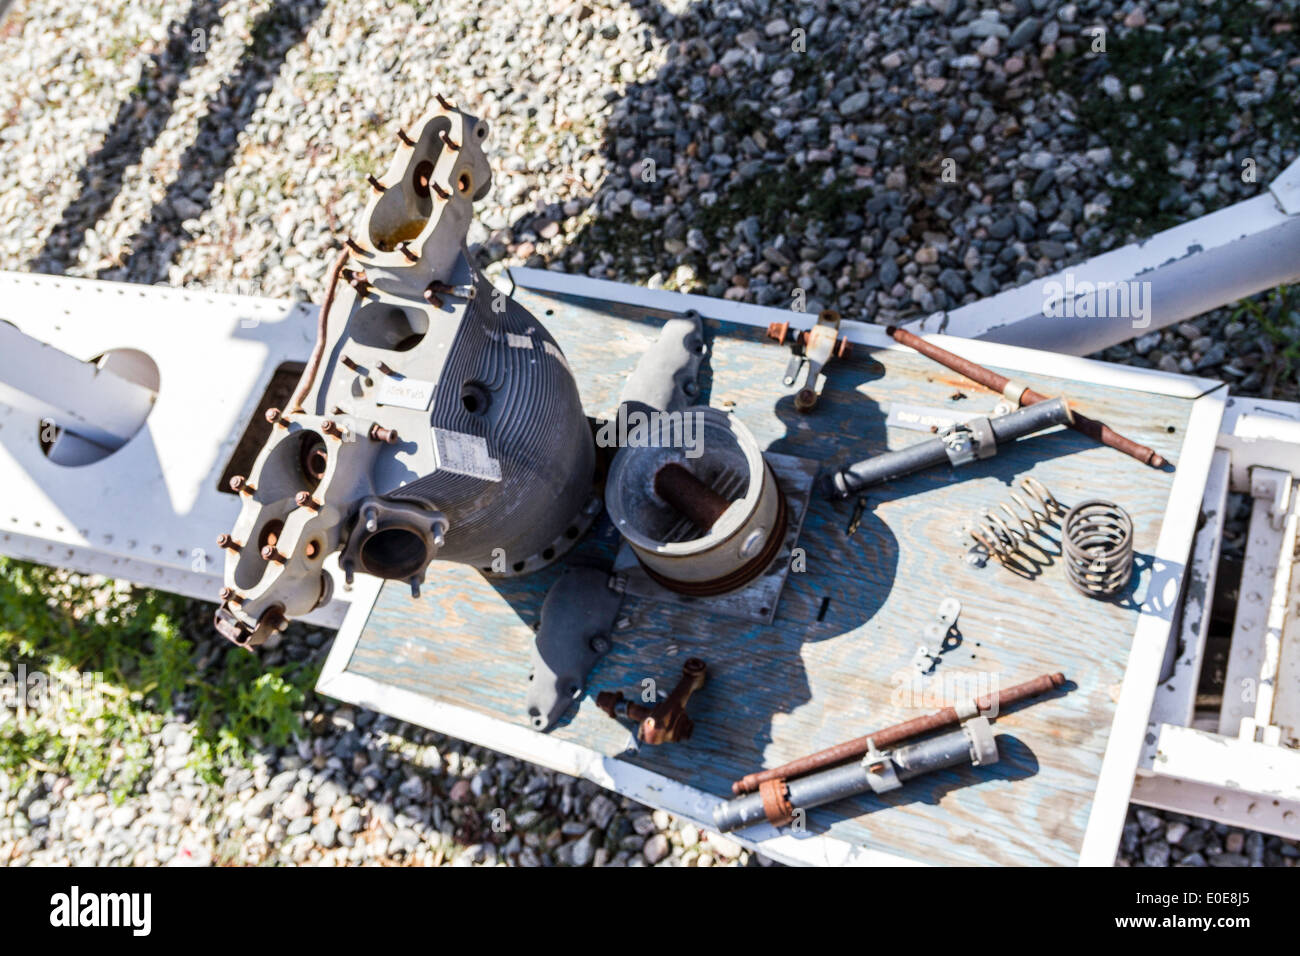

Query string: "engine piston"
[[606, 407, 786, 596]]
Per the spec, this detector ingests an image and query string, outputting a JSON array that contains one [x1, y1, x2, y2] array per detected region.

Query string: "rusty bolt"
[[265, 407, 289, 428], [396, 127, 415, 146], [261, 545, 285, 564], [431, 180, 450, 200], [439, 129, 460, 151], [340, 355, 360, 372], [435, 93, 454, 110], [261, 605, 289, 633], [216, 534, 241, 553], [344, 238, 364, 255], [366, 174, 385, 193], [320, 420, 342, 438], [599, 659, 708, 745], [376, 362, 395, 377], [343, 269, 369, 295], [640, 657, 707, 745], [229, 475, 255, 495], [837, 337, 852, 359], [295, 491, 321, 511], [219, 587, 242, 605], [424, 280, 453, 307], [398, 242, 418, 262], [369, 424, 399, 444]]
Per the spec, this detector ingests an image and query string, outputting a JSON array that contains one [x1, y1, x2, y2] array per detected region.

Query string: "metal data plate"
[[611, 451, 819, 625]]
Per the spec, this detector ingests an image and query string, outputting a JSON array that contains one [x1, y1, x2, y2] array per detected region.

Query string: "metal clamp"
[[861, 738, 902, 793], [936, 417, 996, 466], [962, 716, 999, 767]]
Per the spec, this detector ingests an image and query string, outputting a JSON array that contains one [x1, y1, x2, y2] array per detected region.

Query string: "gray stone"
[[311, 819, 338, 848], [839, 91, 872, 118], [1007, 17, 1041, 50], [642, 833, 670, 864]]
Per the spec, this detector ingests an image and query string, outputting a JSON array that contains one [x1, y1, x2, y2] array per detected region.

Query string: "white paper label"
[[374, 375, 436, 411], [433, 429, 501, 482], [885, 402, 968, 433]]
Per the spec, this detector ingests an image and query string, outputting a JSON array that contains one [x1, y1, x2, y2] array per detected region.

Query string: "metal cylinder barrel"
[[822, 398, 1073, 499], [712, 718, 999, 833]]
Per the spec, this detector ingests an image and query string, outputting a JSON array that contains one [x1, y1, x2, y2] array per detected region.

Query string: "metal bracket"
[[618, 309, 706, 414], [524, 565, 624, 731], [913, 597, 962, 675], [766, 309, 851, 412]]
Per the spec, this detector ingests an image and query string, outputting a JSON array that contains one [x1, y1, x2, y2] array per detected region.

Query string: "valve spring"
[[1062, 500, 1134, 598], [964, 477, 1065, 577]]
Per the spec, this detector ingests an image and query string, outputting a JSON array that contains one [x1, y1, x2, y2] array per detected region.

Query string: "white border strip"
[[510, 267, 1223, 399], [1140, 448, 1231, 769], [1077, 386, 1228, 865]]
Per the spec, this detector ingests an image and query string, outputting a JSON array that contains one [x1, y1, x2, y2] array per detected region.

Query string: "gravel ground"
[[1, 0, 1298, 865]]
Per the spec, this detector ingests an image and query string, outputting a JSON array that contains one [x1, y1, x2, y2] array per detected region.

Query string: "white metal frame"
[[1130, 397, 1300, 840], [0, 272, 347, 627], [901, 156, 1300, 356]]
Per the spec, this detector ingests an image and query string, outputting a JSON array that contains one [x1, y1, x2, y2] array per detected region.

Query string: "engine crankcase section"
[[321, 265, 597, 579], [213, 101, 594, 647]]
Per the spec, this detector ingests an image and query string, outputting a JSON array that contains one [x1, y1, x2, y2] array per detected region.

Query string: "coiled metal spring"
[[965, 477, 1065, 577], [1062, 500, 1134, 598]]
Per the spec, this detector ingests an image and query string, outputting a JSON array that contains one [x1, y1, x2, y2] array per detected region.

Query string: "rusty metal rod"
[[730, 672, 1066, 795], [885, 326, 1166, 469], [289, 246, 350, 414], [654, 463, 732, 530]]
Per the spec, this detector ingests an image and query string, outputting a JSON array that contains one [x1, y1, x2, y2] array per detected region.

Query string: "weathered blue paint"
[[343, 286, 1197, 865]]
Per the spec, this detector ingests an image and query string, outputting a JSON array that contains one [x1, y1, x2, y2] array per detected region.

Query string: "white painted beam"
[[0, 322, 157, 449], [904, 157, 1300, 356]]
